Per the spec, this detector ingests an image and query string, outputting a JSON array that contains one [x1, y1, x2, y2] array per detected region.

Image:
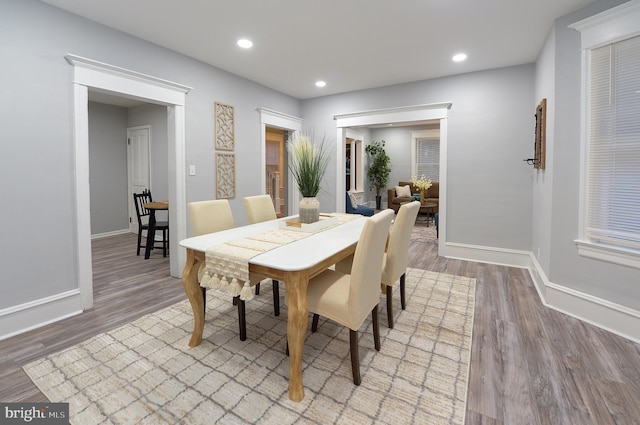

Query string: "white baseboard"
[[441, 241, 640, 344], [91, 229, 131, 240], [0, 290, 83, 341]]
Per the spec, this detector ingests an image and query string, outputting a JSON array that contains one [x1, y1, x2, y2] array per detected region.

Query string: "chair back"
[[188, 200, 235, 236], [382, 201, 420, 285], [243, 194, 277, 224], [347, 209, 394, 325], [133, 190, 153, 226]]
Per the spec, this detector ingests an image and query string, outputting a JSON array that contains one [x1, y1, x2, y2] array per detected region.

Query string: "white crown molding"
[[569, 0, 640, 49], [65, 54, 193, 95], [333, 102, 452, 128]]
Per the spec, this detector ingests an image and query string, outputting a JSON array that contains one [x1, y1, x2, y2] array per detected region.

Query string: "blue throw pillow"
[[411, 194, 421, 201]]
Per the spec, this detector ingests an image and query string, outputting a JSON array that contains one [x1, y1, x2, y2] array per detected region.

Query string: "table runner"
[[199, 213, 359, 301]]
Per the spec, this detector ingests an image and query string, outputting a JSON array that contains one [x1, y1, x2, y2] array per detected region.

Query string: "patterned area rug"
[[24, 269, 475, 425], [410, 219, 439, 245]]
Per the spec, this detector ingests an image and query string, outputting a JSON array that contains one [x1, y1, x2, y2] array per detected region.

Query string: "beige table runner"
[[199, 213, 359, 301]]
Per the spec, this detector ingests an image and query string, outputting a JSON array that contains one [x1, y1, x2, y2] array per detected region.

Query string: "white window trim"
[[411, 129, 439, 178], [570, 0, 640, 269]]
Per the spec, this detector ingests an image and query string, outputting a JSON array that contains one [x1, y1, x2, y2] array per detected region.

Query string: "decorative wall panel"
[[216, 152, 236, 199], [215, 102, 235, 150]]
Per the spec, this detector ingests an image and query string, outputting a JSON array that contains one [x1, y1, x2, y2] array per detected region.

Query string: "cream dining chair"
[[380, 201, 420, 328], [302, 209, 394, 385], [188, 199, 278, 341], [243, 194, 278, 224], [242, 194, 281, 316], [336, 201, 420, 328]]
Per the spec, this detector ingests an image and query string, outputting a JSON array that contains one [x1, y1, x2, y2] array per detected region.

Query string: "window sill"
[[575, 239, 640, 270]]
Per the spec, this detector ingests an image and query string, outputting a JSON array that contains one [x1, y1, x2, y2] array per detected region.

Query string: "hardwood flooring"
[[1, 232, 639, 424]]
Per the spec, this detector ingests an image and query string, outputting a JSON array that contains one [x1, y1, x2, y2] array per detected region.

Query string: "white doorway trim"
[[257, 108, 303, 216], [66, 54, 192, 310], [334, 102, 451, 254]]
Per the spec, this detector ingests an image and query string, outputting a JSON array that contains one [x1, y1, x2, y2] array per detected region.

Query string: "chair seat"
[[142, 221, 169, 229], [306, 269, 357, 329]]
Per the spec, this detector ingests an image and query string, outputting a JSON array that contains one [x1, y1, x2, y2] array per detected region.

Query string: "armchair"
[[345, 192, 374, 216]]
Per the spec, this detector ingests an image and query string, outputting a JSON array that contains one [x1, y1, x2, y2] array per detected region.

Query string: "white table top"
[[179, 215, 367, 272]]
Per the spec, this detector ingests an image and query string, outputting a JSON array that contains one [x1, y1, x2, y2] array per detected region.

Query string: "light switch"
[[189, 165, 196, 176]]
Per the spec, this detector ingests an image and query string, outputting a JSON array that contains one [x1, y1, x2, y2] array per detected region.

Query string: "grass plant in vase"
[[288, 131, 330, 223]]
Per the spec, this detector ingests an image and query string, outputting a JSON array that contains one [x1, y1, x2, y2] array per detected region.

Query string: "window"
[[411, 129, 440, 181], [415, 138, 440, 181], [586, 36, 640, 250], [571, 1, 640, 268]]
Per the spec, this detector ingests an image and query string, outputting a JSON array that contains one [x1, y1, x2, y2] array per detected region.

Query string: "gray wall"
[[128, 103, 169, 224], [369, 124, 437, 205], [88, 102, 169, 236], [88, 102, 129, 235], [533, 0, 640, 310], [301, 64, 535, 251], [0, 0, 299, 309], [2, 0, 637, 328]]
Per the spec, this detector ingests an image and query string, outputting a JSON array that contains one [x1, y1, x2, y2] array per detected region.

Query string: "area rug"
[[24, 269, 475, 425], [410, 220, 439, 245]]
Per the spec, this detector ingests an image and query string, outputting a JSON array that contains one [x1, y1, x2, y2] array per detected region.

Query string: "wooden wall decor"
[[215, 101, 235, 150], [216, 152, 236, 199], [534, 98, 547, 169]]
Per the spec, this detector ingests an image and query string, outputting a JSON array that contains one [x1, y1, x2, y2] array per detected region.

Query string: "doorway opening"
[[265, 126, 287, 217], [67, 54, 191, 310]]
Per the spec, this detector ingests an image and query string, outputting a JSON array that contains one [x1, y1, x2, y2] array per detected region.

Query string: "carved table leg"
[[182, 248, 204, 347]]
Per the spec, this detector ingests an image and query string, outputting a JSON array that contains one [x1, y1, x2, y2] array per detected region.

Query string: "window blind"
[[587, 35, 640, 249], [416, 138, 440, 181]]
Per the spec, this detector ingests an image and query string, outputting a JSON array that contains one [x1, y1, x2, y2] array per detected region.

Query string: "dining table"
[[179, 213, 367, 402], [143, 200, 168, 259]]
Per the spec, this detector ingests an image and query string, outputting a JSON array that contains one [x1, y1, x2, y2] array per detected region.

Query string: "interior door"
[[127, 125, 151, 233], [265, 126, 286, 217]]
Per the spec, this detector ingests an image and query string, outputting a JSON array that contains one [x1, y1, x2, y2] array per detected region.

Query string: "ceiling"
[[42, 0, 596, 100]]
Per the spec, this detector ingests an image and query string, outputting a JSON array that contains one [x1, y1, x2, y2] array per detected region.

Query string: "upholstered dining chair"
[[243, 194, 278, 224], [188, 199, 279, 341], [380, 201, 420, 328], [335, 201, 420, 328], [301, 209, 394, 385], [242, 194, 281, 315]]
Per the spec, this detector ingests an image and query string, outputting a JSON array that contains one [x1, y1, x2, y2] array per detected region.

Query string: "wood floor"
[[2, 232, 640, 424]]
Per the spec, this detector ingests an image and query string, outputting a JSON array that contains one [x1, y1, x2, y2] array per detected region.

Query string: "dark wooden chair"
[[133, 189, 169, 257]]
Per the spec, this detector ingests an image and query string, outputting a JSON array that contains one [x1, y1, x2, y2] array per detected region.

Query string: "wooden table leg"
[[284, 270, 310, 402], [182, 248, 204, 347], [144, 209, 157, 259]]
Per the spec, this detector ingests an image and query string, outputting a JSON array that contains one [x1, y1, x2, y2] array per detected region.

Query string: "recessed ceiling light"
[[452, 53, 467, 62], [237, 39, 253, 49], [315, 80, 326, 88]]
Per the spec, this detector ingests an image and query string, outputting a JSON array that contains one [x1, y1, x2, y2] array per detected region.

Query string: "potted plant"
[[365, 140, 391, 209], [288, 130, 330, 223]]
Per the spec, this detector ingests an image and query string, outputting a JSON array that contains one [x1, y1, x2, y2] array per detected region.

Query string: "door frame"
[[258, 108, 303, 216], [67, 54, 191, 310], [334, 102, 451, 254]]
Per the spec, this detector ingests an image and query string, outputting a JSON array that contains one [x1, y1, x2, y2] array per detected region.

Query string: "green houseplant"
[[288, 130, 330, 223], [365, 140, 391, 209]]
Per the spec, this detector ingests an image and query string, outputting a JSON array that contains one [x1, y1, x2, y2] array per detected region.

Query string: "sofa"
[[387, 181, 439, 213]]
